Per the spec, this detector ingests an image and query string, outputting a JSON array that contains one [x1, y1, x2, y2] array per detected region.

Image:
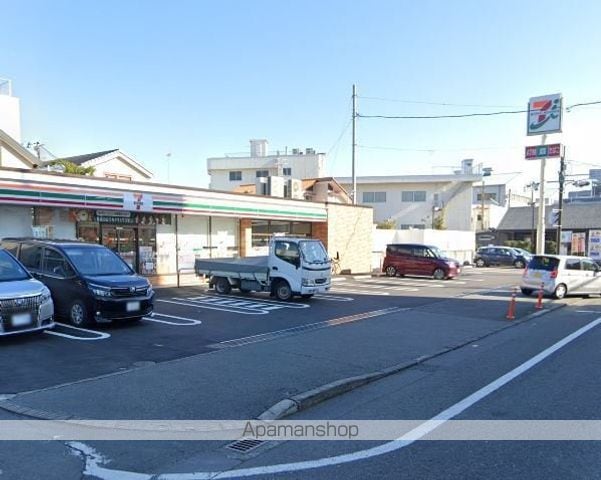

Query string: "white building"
[[207, 139, 326, 191], [337, 170, 482, 231]]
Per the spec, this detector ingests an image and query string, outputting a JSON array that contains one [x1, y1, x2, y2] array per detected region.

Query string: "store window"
[[251, 220, 312, 247]]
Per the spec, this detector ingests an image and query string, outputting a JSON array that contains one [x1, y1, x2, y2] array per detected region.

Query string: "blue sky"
[[2, 0, 601, 192]]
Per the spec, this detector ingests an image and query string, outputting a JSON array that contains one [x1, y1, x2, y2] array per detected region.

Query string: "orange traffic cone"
[[535, 282, 544, 310], [506, 287, 517, 320]]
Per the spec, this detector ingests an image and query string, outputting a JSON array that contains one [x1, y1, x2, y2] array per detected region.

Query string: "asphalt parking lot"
[[0, 267, 550, 394]]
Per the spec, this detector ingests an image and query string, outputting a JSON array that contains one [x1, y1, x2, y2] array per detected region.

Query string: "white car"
[[521, 254, 601, 299], [0, 248, 54, 335]]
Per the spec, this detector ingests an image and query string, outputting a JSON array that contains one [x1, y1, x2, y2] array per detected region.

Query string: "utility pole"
[[536, 134, 547, 254], [480, 179, 485, 231], [556, 146, 566, 253], [351, 84, 357, 205], [525, 181, 539, 252], [166, 152, 172, 184]]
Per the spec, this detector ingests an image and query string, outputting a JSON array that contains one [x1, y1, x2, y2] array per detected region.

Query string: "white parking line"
[[312, 294, 354, 302], [157, 298, 266, 315], [143, 313, 202, 326], [45, 323, 110, 341], [329, 288, 391, 296], [186, 295, 310, 308]]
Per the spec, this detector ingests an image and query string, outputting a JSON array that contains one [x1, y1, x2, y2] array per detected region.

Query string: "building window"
[[476, 192, 497, 201], [283, 167, 292, 176], [401, 191, 427, 202], [251, 220, 312, 247], [256, 170, 269, 178], [400, 224, 425, 230], [229, 171, 242, 181], [362, 191, 387, 203], [105, 173, 132, 181]]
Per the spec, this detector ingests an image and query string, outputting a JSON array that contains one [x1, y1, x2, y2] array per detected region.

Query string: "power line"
[[358, 96, 522, 109], [358, 144, 522, 153]]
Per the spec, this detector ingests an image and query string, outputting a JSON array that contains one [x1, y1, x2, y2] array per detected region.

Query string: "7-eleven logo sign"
[[124, 192, 153, 212], [528, 94, 562, 135]]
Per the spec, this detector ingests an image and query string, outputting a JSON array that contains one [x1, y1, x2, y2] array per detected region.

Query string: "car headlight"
[[301, 278, 314, 287], [40, 287, 52, 303], [89, 285, 112, 297]]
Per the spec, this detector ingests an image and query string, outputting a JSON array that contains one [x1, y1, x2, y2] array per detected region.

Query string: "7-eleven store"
[[0, 167, 373, 283]]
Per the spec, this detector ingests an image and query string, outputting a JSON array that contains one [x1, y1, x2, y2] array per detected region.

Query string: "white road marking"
[[68, 317, 601, 479], [45, 323, 110, 341], [157, 299, 266, 315], [186, 295, 310, 308], [311, 294, 354, 302], [158, 295, 310, 315], [329, 288, 391, 296], [143, 313, 202, 326]]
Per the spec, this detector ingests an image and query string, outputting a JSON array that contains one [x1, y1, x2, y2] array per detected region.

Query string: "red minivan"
[[382, 243, 461, 280]]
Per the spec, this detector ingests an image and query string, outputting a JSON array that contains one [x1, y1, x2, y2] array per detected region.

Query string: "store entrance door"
[[101, 226, 138, 271]]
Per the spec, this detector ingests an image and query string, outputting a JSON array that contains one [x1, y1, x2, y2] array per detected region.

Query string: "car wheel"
[[301, 294, 314, 299], [554, 283, 567, 299], [475, 259, 485, 268], [274, 280, 292, 301], [69, 300, 92, 327], [214, 277, 231, 295], [521, 288, 533, 296], [514, 260, 525, 269], [385, 266, 397, 277], [433, 268, 446, 281]]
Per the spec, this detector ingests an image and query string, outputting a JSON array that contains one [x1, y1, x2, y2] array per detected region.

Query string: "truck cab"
[[269, 238, 331, 299]]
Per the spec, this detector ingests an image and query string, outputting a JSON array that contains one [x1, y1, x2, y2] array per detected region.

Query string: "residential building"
[[233, 177, 352, 204], [207, 139, 326, 191], [337, 170, 482, 231], [44, 149, 153, 182]]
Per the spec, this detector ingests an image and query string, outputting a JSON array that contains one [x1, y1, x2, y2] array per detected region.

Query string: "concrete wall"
[[373, 228, 476, 269], [324, 203, 373, 274]]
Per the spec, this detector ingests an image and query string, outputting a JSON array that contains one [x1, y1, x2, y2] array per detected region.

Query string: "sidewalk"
[[0, 294, 562, 421]]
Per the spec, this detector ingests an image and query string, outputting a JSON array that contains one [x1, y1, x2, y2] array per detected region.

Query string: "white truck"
[[194, 237, 331, 300]]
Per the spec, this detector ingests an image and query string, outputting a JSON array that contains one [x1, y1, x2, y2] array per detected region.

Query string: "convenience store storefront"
[[0, 168, 337, 283]]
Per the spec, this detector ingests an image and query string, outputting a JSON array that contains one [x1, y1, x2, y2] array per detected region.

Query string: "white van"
[[521, 255, 601, 299]]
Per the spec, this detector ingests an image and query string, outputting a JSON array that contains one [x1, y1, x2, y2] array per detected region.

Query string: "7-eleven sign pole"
[[536, 135, 547, 254], [527, 93, 563, 255]]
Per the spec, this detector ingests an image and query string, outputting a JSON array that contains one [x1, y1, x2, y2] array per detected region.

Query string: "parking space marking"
[[143, 313, 202, 326], [185, 294, 310, 308], [312, 294, 354, 302], [45, 323, 110, 341], [329, 288, 391, 296], [158, 295, 310, 315]]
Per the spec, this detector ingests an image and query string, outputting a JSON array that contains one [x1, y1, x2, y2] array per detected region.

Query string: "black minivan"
[[1, 239, 154, 327]]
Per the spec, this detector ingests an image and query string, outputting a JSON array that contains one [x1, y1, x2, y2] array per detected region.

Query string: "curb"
[[256, 302, 567, 421], [0, 303, 566, 422]]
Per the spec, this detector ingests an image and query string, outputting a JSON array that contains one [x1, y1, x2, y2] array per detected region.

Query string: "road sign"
[[525, 143, 561, 160], [527, 94, 562, 135]]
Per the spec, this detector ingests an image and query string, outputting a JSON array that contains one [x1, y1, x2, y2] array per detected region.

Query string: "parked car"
[[474, 246, 530, 268], [521, 255, 601, 299], [1, 239, 154, 327], [382, 244, 461, 280], [0, 248, 54, 336]]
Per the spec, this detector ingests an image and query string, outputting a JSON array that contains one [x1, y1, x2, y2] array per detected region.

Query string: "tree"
[[48, 160, 95, 176], [376, 219, 396, 230], [432, 209, 446, 230]]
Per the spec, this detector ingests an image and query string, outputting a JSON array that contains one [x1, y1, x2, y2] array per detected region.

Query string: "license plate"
[[12, 313, 32, 327], [126, 301, 141, 312], [533, 272, 542, 278]]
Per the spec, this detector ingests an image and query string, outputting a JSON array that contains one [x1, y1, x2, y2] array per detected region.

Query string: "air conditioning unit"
[[291, 148, 300, 155], [305, 147, 315, 155], [287, 179, 304, 199]]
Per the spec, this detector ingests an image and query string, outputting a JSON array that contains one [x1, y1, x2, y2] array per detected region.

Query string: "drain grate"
[[225, 438, 264, 453]]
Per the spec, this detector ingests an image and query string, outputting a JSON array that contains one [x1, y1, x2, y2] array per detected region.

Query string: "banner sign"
[[588, 230, 601, 259], [525, 143, 561, 160], [527, 94, 562, 135]]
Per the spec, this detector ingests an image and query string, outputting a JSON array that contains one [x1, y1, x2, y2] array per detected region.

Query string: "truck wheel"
[[214, 277, 231, 294], [274, 280, 292, 301]]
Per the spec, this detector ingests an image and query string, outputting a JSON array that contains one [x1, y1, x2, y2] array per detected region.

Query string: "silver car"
[[0, 248, 54, 336], [521, 254, 601, 299]]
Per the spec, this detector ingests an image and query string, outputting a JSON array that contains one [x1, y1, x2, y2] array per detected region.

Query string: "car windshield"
[[299, 241, 329, 264], [528, 256, 560, 271], [63, 246, 133, 275], [0, 250, 30, 282], [429, 247, 445, 259]]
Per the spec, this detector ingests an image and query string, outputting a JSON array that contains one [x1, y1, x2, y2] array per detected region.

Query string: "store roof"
[[497, 203, 601, 231], [52, 149, 119, 165]]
